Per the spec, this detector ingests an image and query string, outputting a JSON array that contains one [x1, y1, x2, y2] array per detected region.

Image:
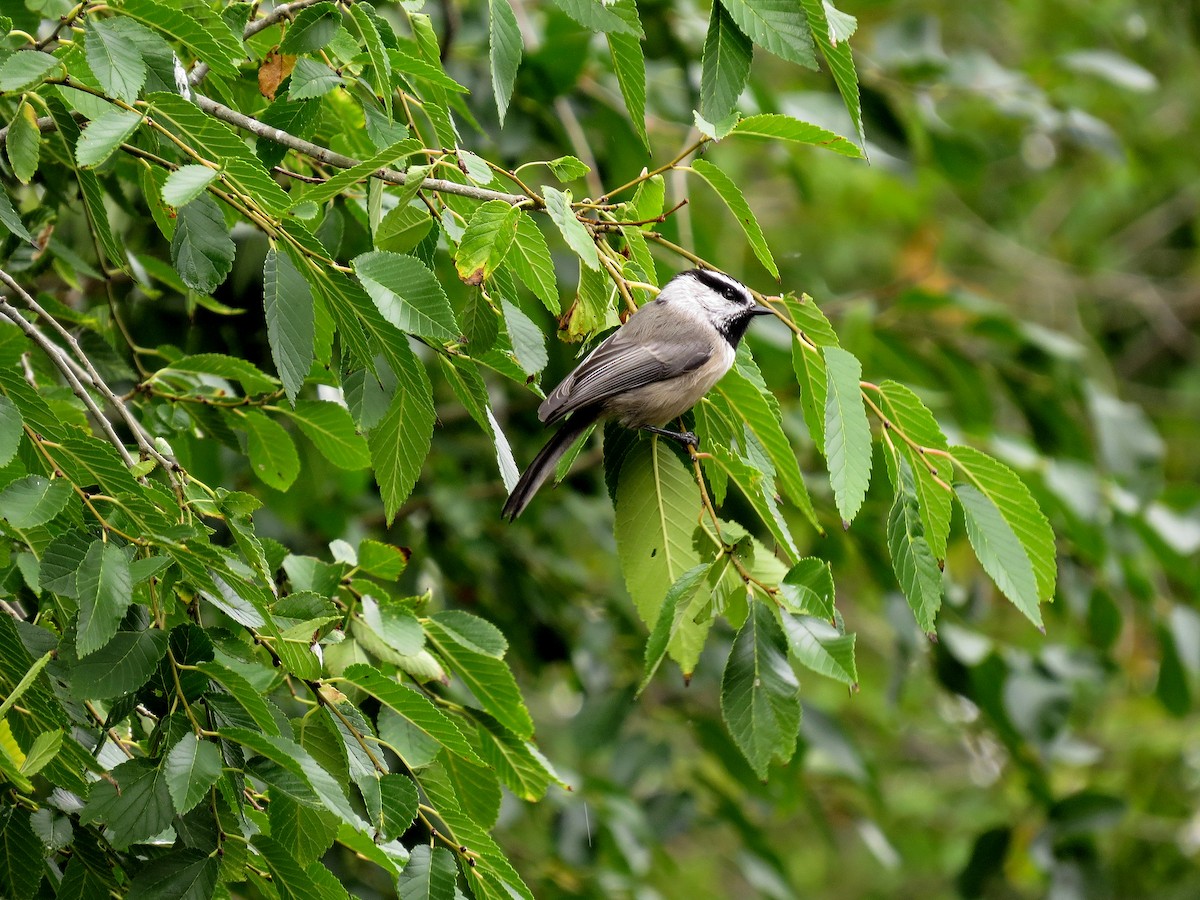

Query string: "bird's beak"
[[749, 305, 775, 317]]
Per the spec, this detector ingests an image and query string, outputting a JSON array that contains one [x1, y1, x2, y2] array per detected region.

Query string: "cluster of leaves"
[[0, 0, 1102, 897]]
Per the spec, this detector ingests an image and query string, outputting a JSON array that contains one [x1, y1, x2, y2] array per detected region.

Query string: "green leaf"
[[387, 47, 469, 94], [0, 475, 72, 528], [75, 108, 142, 168], [348, 4, 392, 116], [500, 298, 547, 375], [474, 715, 556, 801], [121, 0, 243, 79], [716, 0, 816, 68], [799, 0, 863, 144], [701, 2, 752, 121], [720, 601, 801, 778], [70, 629, 168, 700], [338, 664, 484, 765], [397, 844, 458, 900], [778, 558, 835, 619], [289, 58, 345, 99], [888, 461, 944, 633], [357, 539, 409, 579], [730, 113, 863, 158], [705, 443, 799, 563], [361, 594, 423, 656], [170, 194, 235, 294], [240, 409, 300, 491], [0, 191, 34, 244], [425, 619, 533, 739], [282, 400, 371, 470], [877, 381, 952, 559], [161, 164, 217, 207], [489, 0, 522, 124], [7, 102, 41, 184], [546, 155, 590, 182], [378, 773, 419, 841], [952, 445, 1056, 605], [0, 806, 42, 900], [269, 793, 338, 865], [456, 201, 520, 283], [85, 17, 147, 103], [956, 482, 1043, 629], [542, 186, 598, 269], [125, 849, 218, 900], [76, 540, 134, 656], [0, 650, 52, 720], [0, 50, 62, 93], [823, 346, 872, 524], [431, 610, 508, 658], [606, 1, 649, 150], [505, 213, 559, 314], [689, 158, 778, 279], [368, 344, 435, 523], [80, 758, 174, 849], [263, 248, 315, 403], [165, 353, 278, 394], [197, 660, 281, 736], [375, 204, 434, 254], [19, 728, 62, 777], [639, 563, 708, 694], [354, 251, 460, 342], [781, 613, 858, 685], [165, 732, 222, 815], [297, 139, 418, 208], [552, 0, 641, 35], [280, 2, 341, 54], [254, 834, 335, 900], [614, 439, 717, 672]]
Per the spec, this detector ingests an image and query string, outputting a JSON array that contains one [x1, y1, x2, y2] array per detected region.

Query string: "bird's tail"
[[502, 412, 596, 520]]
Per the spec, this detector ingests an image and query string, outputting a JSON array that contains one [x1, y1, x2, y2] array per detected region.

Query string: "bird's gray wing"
[[538, 321, 712, 424]]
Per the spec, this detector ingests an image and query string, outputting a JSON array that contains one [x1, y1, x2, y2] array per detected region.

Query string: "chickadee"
[[502, 268, 773, 519]]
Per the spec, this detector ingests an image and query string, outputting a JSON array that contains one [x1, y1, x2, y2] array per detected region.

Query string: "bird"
[[501, 268, 774, 519]]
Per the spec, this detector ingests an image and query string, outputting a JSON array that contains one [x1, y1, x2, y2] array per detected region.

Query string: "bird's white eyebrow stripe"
[[687, 269, 750, 304]]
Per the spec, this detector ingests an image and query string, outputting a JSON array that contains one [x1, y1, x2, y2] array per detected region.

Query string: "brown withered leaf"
[[258, 50, 296, 99]]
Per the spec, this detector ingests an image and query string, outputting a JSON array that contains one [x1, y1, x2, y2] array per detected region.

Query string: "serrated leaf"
[[75, 541, 134, 657], [425, 620, 533, 739], [354, 251, 460, 341], [474, 715, 555, 801], [799, 0, 863, 145], [197, 660, 280, 736], [546, 155, 589, 182], [170, 194, 235, 294], [368, 342, 435, 524], [506, 213, 559, 313], [877, 381, 951, 558], [952, 445, 1056, 604], [456, 200, 520, 283], [552, 0, 641, 35], [161, 163, 218, 207], [489, 0, 521, 124], [0, 475, 72, 528], [778, 558, 834, 619], [614, 439, 715, 671], [377, 773, 419, 841], [289, 58, 345, 99], [639, 563, 708, 694], [125, 849, 218, 900], [701, 2, 752, 121], [606, 0, 649, 150], [731, 113, 863, 158], [240, 409, 300, 491], [823, 346, 872, 524], [388, 46, 469, 94], [689, 158, 778, 279], [0, 191, 34, 244], [121, 0, 243, 79], [542, 186, 598, 269], [956, 482, 1042, 628], [80, 758, 173, 849], [165, 733, 222, 815], [282, 400, 370, 470], [720, 601, 801, 778], [7, 102, 41, 184], [357, 539, 409, 579], [263, 248, 315, 403], [349, 4, 392, 115], [431, 610, 507, 658], [165, 353, 278, 394], [705, 442, 799, 563], [500, 298, 547, 375], [85, 17, 146, 103], [888, 461, 943, 633], [76, 108, 142, 168], [339, 664, 483, 765], [397, 844, 458, 900], [280, 2, 341, 54], [716, 0, 816, 68], [0, 51, 62, 92], [70, 629, 168, 700], [361, 594, 423, 656], [18, 728, 62, 777], [0, 806, 44, 900]]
